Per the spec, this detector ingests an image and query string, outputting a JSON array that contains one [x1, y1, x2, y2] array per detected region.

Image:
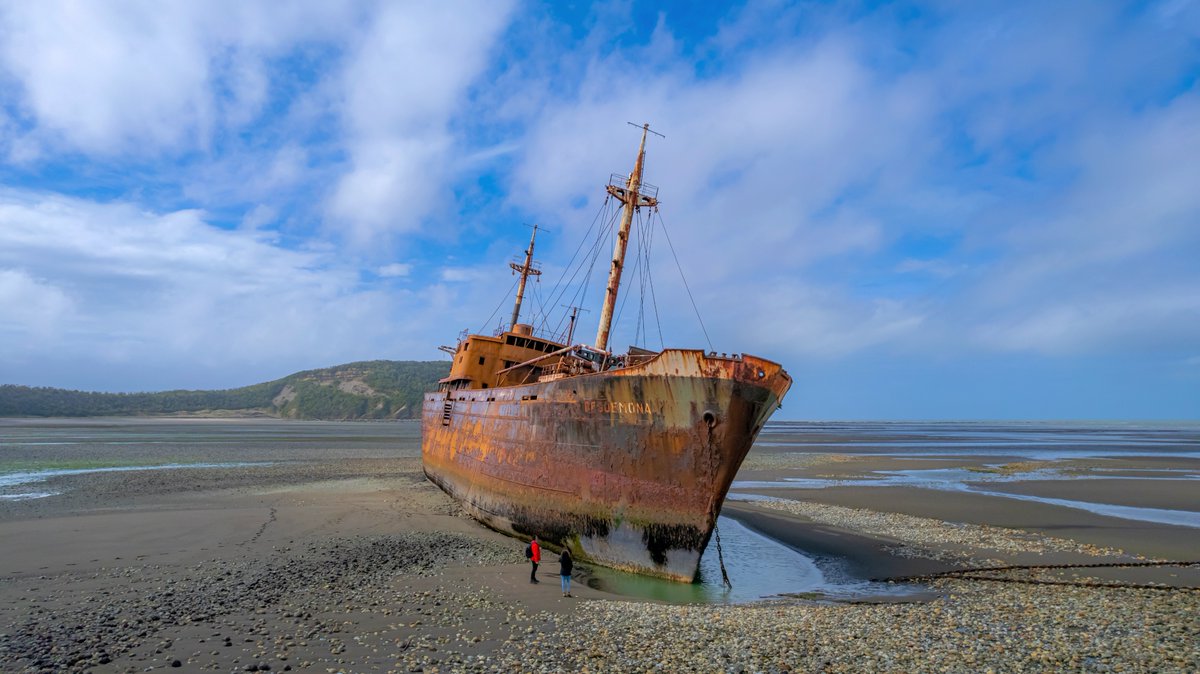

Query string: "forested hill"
[[0, 360, 450, 420]]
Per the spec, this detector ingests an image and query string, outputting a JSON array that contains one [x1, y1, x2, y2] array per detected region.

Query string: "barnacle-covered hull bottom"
[[421, 349, 791, 582]]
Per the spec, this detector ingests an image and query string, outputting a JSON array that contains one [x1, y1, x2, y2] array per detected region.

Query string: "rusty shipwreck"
[[422, 125, 792, 582]]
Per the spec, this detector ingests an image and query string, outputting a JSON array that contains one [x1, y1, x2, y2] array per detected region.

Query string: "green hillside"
[[0, 360, 450, 420]]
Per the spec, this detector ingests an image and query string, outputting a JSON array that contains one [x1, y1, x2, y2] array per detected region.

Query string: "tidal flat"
[[1, 418, 1197, 672]]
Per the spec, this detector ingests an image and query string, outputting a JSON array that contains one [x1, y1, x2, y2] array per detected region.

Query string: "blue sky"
[[0, 0, 1197, 420]]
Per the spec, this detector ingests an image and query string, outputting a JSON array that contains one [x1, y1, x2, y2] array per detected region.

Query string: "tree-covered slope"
[[0, 360, 450, 420]]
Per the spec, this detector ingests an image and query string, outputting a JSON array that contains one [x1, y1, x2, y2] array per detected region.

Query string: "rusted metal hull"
[[421, 349, 791, 582]]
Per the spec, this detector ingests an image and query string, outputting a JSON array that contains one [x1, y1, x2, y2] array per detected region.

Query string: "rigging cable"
[[635, 206, 662, 349], [549, 202, 615, 340], [612, 207, 645, 343], [557, 200, 618, 340], [477, 276, 521, 334], [646, 209, 664, 349], [535, 196, 615, 338], [633, 209, 649, 346], [874, 561, 1200, 591], [632, 206, 656, 347], [530, 270, 547, 329], [655, 210, 714, 352]]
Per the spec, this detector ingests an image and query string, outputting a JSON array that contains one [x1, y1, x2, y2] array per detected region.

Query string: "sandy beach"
[[1, 419, 1198, 672]]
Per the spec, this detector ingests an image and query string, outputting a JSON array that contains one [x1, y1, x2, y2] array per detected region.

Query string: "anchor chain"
[[715, 525, 733, 589]]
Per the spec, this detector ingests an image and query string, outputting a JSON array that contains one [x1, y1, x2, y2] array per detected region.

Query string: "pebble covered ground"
[[486, 579, 1199, 673], [9, 542, 1194, 673], [2, 446, 1197, 672], [753, 499, 1138, 564]]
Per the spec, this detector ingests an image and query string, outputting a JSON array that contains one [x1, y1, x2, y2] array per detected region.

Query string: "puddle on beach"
[[0, 462, 273, 500], [583, 516, 927, 605]]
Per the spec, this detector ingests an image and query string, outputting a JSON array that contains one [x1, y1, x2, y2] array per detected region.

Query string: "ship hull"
[[421, 349, 790, 582]]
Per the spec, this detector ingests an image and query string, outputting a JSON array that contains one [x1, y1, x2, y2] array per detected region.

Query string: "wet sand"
[[986, 478, 1200, 511], [1, 461, 598, 673], [2, 419, 1198, 672], [740, 485, 1200, 565]]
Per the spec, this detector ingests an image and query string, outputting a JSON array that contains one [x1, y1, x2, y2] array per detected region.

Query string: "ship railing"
[[624, 345, 659, 366], [496, 344, 603, 377], [510, 257, 543, 273], [489, 323, 565, 344], [608, 174, 658, 200]]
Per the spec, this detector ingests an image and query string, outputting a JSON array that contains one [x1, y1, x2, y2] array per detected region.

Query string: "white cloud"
[[0, 189, 436, 386], [326, 0, 517, 241], [511, 36, 934, 277], [896, 259, 966, 278], [0, 268, 73, 338], [378, 263, 411, 278], [240, 204, 277, 232], [0, 2, 213, 155], [965, 92, 1200, 354], [975, 289, 1200, 355], [441, 267, 483, 283], [0, 1, 356, 157]]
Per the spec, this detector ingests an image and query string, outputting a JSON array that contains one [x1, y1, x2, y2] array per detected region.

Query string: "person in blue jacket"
[[559, 547, 573, 597]]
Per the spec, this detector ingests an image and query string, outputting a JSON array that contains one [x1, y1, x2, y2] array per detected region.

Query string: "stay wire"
[[612, 209, 643, 342], [478, 277, 521, 334], [614, 207, 656, 346], [640, 208, 659, 348], [582, 204, 618, 329], [553, 201, 616, 340], [633, 209, 652, 345], [530, 275, 546, 329], [635, 210, 648, 346], [537, 197, 615, 338], [646, 211, 664, 349], [533, 198, 607, 336], [656, 210, 714, 352]]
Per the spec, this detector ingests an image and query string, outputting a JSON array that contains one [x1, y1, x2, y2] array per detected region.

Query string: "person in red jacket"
[[528, 537, 541, 583]]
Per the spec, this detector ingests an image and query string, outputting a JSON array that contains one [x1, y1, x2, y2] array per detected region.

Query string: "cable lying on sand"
[[875, 560, 1200, 591]]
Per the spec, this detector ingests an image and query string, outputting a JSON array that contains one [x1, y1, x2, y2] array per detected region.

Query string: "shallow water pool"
[[582, 515, 920, 604]]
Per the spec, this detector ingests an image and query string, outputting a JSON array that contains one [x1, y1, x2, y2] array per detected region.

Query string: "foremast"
[[594, 123, 660, 352], [509, 225, 541, 328]]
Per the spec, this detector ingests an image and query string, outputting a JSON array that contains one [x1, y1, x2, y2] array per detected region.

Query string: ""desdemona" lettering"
[[580, 400, 655, 415]]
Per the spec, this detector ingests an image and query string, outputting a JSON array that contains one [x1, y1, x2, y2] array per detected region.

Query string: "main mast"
[[509, 225, 541, 328], [594, 124, 659, 352]]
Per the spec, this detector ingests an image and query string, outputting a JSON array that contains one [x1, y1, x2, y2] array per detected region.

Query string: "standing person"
[[559, 547, 574, 597], [528, 536, 541, 583]]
